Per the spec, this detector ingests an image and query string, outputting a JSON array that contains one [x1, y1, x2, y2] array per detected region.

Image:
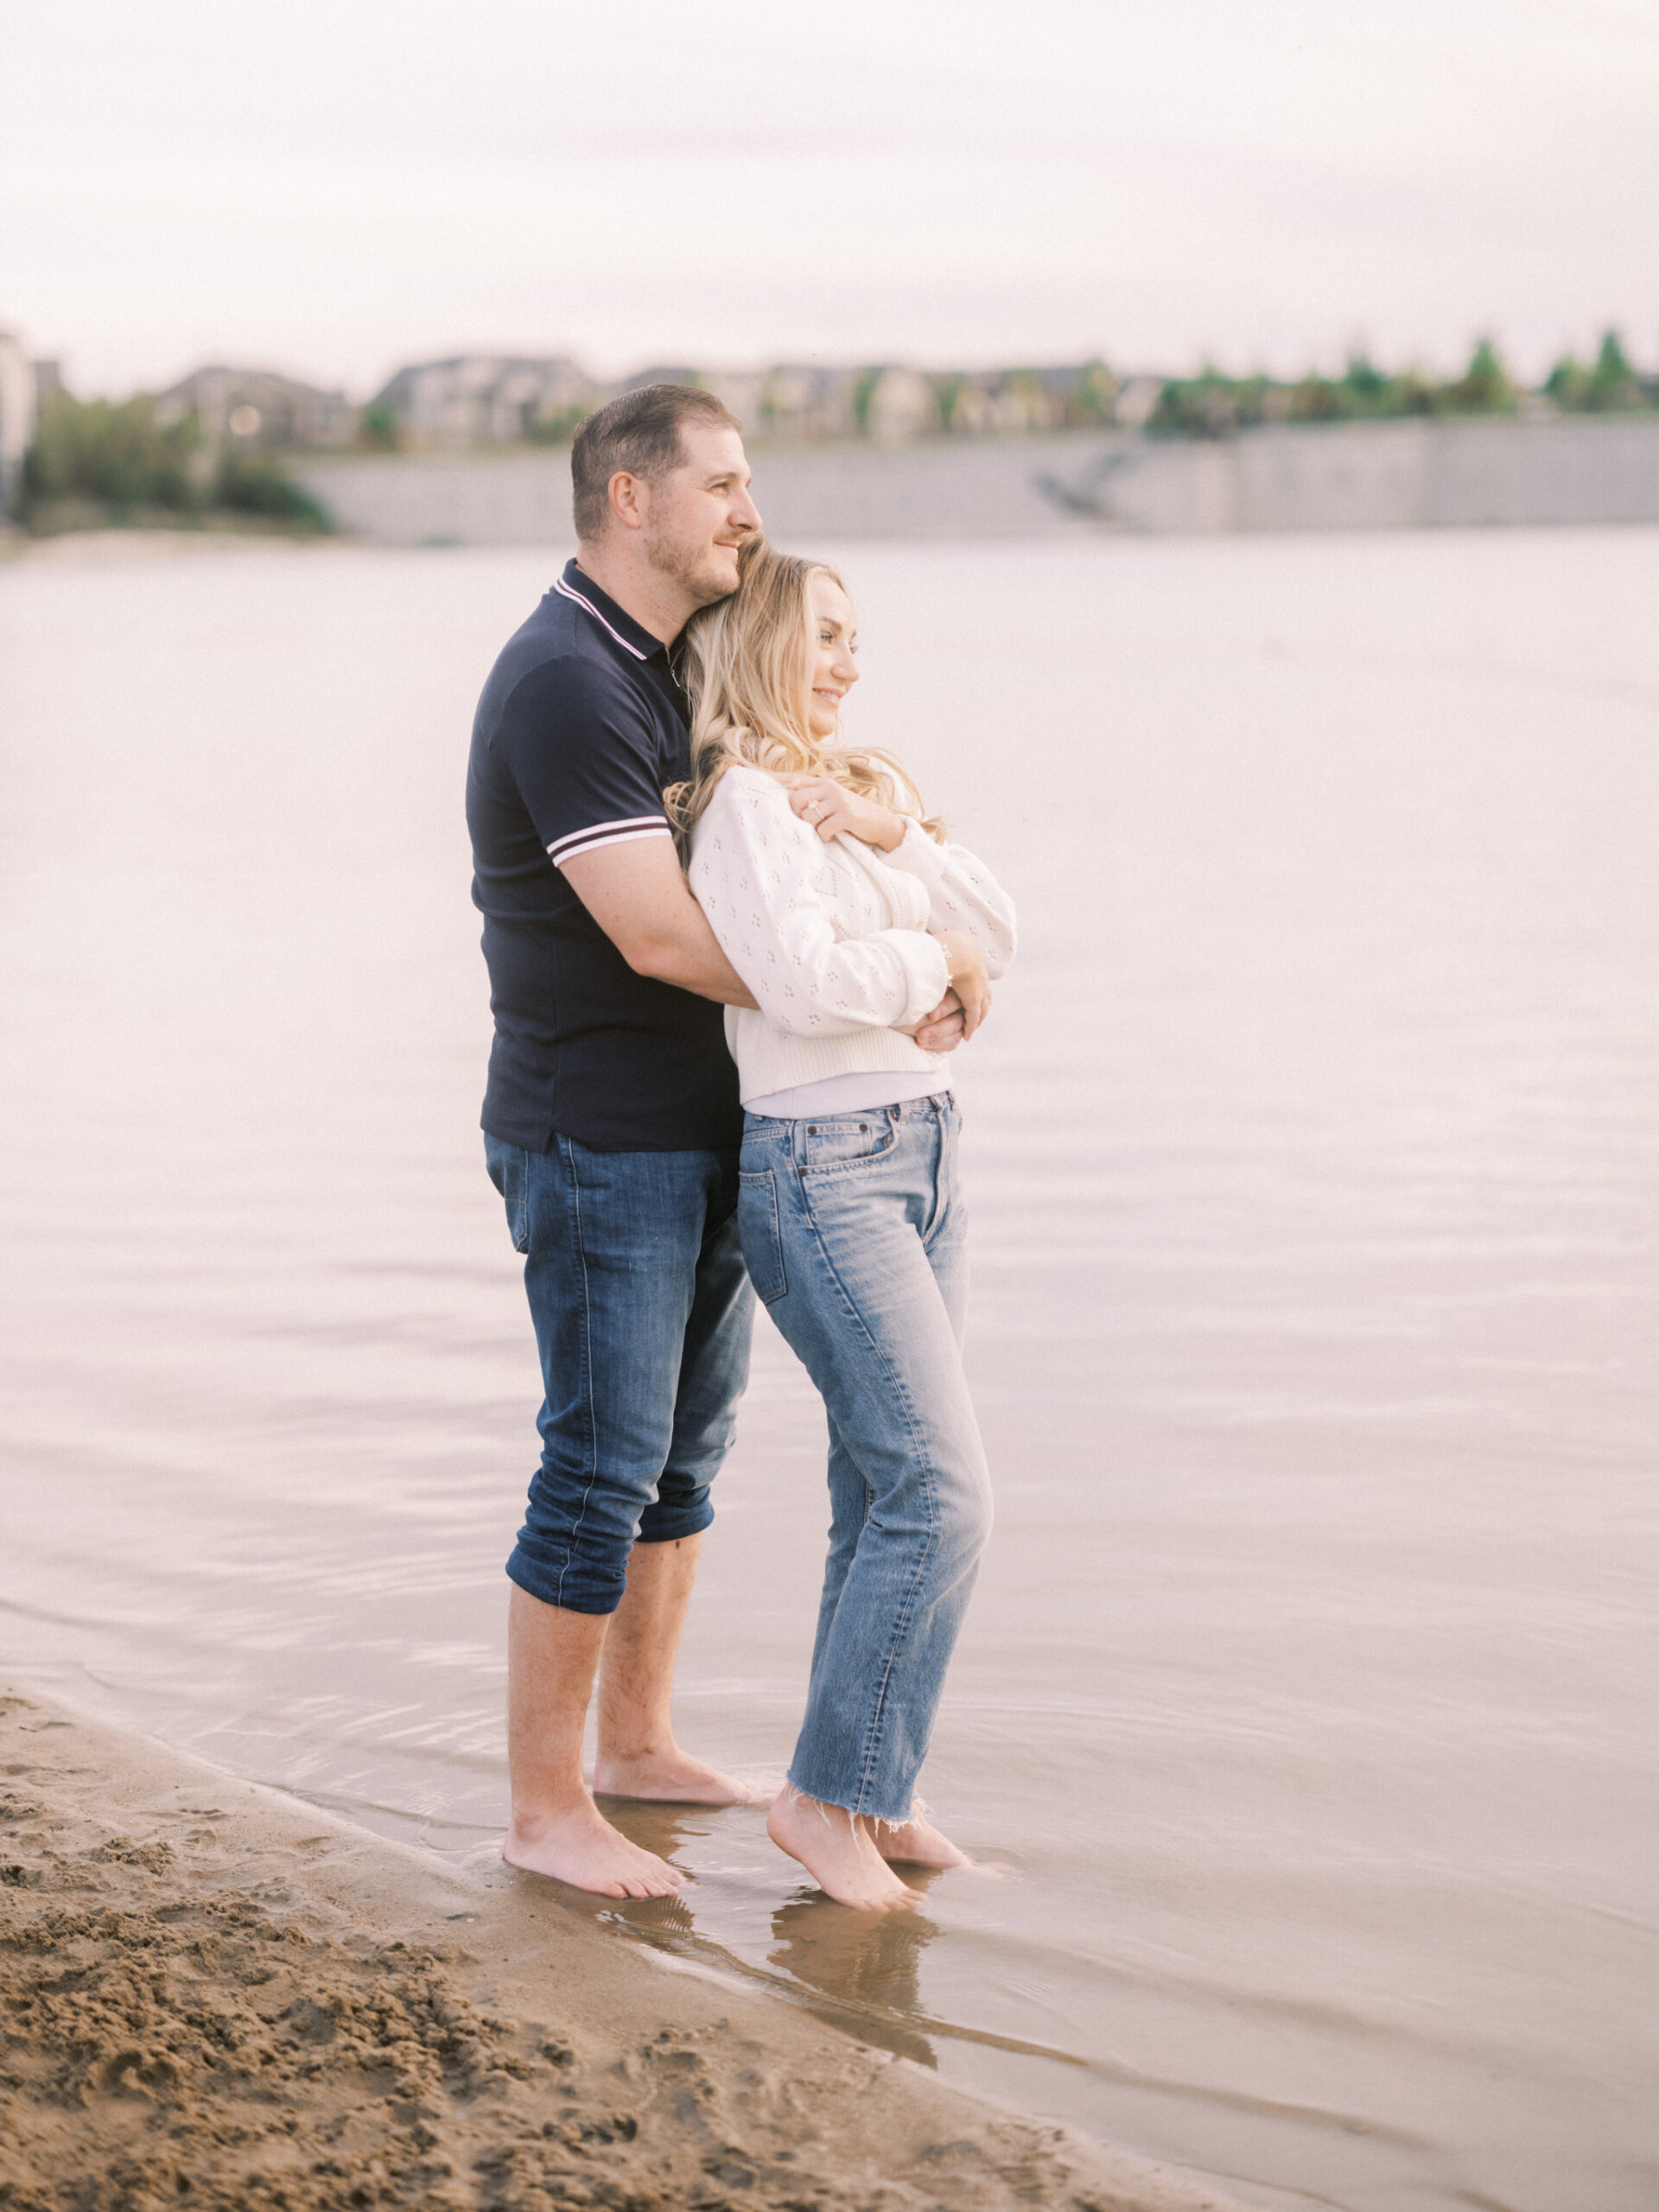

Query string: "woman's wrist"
[[931, 929, 967, 981]]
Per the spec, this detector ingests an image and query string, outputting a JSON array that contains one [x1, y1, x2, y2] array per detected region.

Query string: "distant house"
[[612, 365, 776, 433], [615, 364, 703, 396], [937, 376, 995, 436], [864, 367, 940, 444], [754, 365, 863, 442], [752, 361, 1118, 446], [692, 369, 766, 429], [984, 371, 1052, 435], [1110, 377, 1164, 430], [153, 365, 357, 450], [750, 363, 945, 444], [0, 328, 38, 509], [930, 362, 1122, 438], [372, 356, 594, 448], [1041, 360, 1120, 427]]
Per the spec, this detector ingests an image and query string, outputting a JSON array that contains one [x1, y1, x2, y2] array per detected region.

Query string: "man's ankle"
[[595, 1734, 674, 1766], [508, 1788, 597, 1835]]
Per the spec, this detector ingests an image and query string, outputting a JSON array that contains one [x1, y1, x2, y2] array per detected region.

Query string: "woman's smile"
[[807, 574, 860, 737]]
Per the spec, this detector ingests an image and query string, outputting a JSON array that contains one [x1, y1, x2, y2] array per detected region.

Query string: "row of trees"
[[1541, 331, 1649, 413], [1151, 334, 1653, 439], [15, 392, 330, 530]]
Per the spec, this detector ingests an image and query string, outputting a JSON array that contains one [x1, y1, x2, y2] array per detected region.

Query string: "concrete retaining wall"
[[294, 416, 1659, 546]]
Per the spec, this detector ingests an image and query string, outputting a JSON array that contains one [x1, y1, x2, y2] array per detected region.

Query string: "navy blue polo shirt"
[[466, 560, 741, 1153]]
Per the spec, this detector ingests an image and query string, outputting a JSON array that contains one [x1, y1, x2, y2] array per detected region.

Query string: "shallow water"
[[3, 530, 1656, 2212]]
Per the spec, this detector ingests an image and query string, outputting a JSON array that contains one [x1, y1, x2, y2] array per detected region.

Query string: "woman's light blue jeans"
[[738, 1093, 992, 1822]]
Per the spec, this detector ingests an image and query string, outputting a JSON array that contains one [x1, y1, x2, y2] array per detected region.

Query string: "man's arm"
[[565, 829, 965, 1037], [562, 838, 758, 1008]]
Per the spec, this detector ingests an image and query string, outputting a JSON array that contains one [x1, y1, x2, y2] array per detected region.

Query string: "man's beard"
[[644, 521, 738, 608]]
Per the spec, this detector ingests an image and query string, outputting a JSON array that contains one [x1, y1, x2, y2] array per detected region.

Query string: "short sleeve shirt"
[[466, 561, 741, 1152]]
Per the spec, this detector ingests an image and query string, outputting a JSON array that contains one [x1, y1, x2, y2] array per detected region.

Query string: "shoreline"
[[0, 524, 349, 564], [0, 1681, 1251, 2212]]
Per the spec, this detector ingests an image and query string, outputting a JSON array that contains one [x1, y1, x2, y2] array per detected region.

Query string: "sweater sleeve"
[[881, 817, 1018, 981], [690, 772, 950, 1037]]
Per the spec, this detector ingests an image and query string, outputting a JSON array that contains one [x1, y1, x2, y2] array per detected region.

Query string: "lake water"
[[3, 529, 1656, 2212]]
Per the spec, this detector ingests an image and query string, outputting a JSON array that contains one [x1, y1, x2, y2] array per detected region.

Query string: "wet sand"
[[0, 1684, 1245, 2212]]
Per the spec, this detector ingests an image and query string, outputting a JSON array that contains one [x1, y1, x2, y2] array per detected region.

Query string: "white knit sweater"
[[688, 766, 1017, 1106]]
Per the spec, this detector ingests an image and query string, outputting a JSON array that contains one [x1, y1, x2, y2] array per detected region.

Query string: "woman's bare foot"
[[593, 1745, 767, 1805], [865, 1809, 969, 1870], [504, 1799, 683, 1898], [767, 1787, 920, 1911]]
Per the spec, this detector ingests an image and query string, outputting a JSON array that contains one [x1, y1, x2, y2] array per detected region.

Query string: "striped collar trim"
[[553, 570, 654, 662]]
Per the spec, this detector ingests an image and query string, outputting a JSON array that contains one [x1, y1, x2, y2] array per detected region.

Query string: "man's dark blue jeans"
[[486, 1133, 753, 1616]]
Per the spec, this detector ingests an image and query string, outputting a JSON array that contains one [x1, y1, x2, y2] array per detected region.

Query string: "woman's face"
[[806, 573, 859, 740]]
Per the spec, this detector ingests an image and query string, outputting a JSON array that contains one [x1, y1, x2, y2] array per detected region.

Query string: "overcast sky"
[[5, 0, 1658, 397]]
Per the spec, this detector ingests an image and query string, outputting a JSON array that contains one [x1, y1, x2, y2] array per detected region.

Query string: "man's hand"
[[562, 836, 758, 1007], [931, 931, 991, 1040], [910, 939, 994, 1052], [913, 989, 968, 1053]]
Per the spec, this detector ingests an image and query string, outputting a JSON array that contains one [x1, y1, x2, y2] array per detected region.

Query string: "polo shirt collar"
[[559, 559, 671, 663]]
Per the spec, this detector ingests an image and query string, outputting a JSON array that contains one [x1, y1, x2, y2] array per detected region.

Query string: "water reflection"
[[591, 1796, 715, 1872], [573, 1796, 947, 2065], [766, 1895, 940, 2066]]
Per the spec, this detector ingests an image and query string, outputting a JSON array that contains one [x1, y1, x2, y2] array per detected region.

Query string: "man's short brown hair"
[[570, 385, 741, 542]]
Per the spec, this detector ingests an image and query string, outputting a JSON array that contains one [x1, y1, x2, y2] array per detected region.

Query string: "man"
[[467, 385, 965, 1899]]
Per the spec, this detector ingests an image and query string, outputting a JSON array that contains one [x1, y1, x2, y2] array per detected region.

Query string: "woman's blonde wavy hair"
[[665, 537, 944, 855]]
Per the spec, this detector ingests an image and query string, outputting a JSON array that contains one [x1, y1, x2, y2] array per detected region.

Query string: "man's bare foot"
[[594, 1745, 767, 1806], [865, 1809, 969, 1870], [504, 1799, 683, 1898], [767, 1787, 920, 1911]]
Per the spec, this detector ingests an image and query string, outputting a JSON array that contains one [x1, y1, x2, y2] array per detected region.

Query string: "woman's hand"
[[931, 931, 992, 1041], [785, 774, 906, 852]]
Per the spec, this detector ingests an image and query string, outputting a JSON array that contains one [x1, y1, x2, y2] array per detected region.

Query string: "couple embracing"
[[467, 385, 1015, 1912]]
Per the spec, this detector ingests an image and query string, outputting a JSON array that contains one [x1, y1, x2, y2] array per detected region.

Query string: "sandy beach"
[[0, 1684, 1247, 2212]]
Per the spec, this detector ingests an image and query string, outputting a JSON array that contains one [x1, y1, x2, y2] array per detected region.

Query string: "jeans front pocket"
[[800, 1112, 897, 1175], [738, 1168, 788, 1304]]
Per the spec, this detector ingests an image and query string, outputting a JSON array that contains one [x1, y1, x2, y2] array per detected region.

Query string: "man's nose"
[[731, 486, 762, 531]]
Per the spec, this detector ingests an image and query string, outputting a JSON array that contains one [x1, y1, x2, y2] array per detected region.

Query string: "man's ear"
[[607, 469, 646, 534]]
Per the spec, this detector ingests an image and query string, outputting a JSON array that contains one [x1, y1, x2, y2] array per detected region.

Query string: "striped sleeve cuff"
[[548, 815, 673, 868]]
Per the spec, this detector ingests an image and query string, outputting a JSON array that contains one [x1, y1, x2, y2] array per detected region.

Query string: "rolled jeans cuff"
[[505, 1492, 716, 1617]]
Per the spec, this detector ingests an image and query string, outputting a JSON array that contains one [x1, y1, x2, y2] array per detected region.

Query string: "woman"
[[671, 539, 1016, 1910]]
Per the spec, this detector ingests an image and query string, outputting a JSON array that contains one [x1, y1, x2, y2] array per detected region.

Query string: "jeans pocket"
[[738, 1169, 788, 1305], [801, 1113, 897, 1174], [486, 1137, 532, 1254]]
